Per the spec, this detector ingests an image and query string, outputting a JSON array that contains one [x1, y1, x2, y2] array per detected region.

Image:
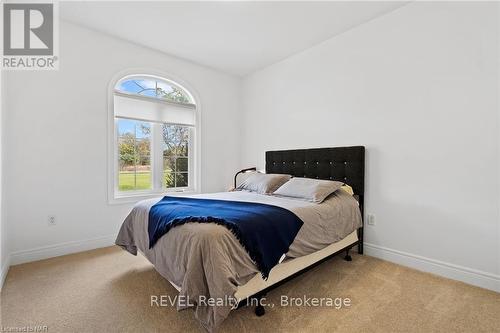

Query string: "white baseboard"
[[10, 235, 116, 266], [0, 254, 11, 291], [4, 237, 499, 293], [364, 242, 500, 293]]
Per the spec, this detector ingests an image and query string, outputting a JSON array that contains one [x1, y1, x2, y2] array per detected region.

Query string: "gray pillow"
[[273, 177, 344, 203], [237, 173, 292, 194]]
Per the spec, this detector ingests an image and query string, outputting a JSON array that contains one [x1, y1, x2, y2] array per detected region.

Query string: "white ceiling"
[[61, 1, 408, 76]]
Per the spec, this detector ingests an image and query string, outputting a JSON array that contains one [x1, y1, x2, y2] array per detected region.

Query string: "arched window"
[[111, 74, 197, 199]]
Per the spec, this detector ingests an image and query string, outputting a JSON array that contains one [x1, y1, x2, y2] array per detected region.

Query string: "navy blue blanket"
[[148, 196, 304, 279]]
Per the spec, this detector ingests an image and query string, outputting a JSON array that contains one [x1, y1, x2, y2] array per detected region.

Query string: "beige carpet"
[[1, 246, 499, 333]]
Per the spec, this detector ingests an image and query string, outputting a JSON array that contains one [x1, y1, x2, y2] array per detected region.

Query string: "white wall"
[[3, 21, 242, 263], [1, 68, 8, 288], [241, 2, 499, 289]]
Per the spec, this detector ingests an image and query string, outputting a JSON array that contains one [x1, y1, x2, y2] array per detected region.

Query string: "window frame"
[[108, 70, 201, 204]]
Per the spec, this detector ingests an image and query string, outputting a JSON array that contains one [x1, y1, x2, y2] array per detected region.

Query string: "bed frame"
[[238, 146, 365, 316]]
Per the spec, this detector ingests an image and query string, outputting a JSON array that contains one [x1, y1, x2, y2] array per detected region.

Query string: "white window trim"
[[107, 69, 202, 205]]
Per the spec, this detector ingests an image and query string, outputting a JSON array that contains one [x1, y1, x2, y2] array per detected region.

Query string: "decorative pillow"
[[273, 178, 344, 203], [341, 184, 354, 196], [237, 173, 292, 194]]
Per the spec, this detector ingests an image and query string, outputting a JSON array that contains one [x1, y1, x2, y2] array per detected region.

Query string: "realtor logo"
[[4, 3, 53, 55], [2, 2, 59, 70]]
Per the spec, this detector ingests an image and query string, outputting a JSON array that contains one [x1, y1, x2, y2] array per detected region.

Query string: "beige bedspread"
[[115, 190, 361, 331]]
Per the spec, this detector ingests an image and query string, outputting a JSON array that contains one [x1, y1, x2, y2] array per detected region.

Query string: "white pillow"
[[237, 173, 292, 194], [273, 177, 344, 203]]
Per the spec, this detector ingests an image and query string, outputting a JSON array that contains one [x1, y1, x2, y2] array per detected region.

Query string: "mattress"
[[187, 190, 362, 257], [166, 229, 359, 300]]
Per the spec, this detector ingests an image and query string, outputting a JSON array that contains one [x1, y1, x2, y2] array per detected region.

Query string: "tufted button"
[[303, 175, 306, 177], [293, 161, 296, 164], [316, 176, 319, 179], [330, 162, 333, 165], [273, 162, 276, 165], [344, 177, 347, 180], [282, 161, 285, 164], [316, 161, 319, 165], [344, 161, 347, 165], [329, 176, 333, 179], [304, 161, 307, 165]]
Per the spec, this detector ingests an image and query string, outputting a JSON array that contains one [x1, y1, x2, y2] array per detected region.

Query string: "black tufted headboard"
[[265, 146, 365, 254], [265, 146, 365, 208]]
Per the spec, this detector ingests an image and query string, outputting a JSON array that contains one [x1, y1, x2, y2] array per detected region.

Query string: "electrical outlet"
[[367, 214, 375, 226], [48, 215, 56, 226]]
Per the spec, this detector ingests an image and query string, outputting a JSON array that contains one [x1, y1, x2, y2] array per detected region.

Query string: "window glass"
[[162, 124, 189, 188], [117, 119, 152, 191], [116, 77, 192, 104]]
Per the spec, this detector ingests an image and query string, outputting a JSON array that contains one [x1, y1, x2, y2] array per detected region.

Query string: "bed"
[[116, 146, 365, 332]]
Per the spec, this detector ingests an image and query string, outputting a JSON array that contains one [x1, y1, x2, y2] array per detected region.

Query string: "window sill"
[[108, 189, 198, 205]]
